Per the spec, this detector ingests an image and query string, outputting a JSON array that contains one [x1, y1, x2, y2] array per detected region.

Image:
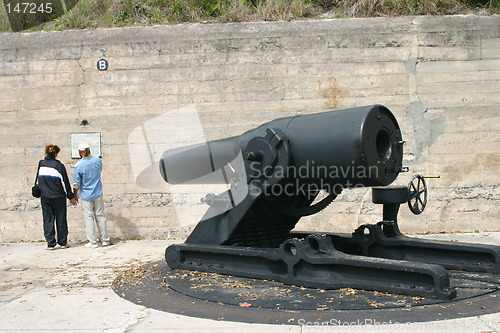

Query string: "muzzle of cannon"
[[160, 105, 499, 300]]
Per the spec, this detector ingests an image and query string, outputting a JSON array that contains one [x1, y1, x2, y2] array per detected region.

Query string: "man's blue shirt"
[[73, 155, 103, 201]]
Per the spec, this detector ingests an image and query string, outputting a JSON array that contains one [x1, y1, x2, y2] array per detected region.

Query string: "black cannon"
[[160, 105, 499, 300]]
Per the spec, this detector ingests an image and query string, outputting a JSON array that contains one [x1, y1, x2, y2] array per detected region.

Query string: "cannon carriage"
[[160, 105, 499, 299]]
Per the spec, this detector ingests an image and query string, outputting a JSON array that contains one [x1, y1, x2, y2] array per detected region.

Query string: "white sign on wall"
[[70, 132, 102, 159]]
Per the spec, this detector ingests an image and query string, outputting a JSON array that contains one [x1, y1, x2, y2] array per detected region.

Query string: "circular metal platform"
[[113, 261, 500, 325]]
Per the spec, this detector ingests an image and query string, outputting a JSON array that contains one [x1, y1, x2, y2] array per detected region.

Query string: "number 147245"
[[6, 2, 53, 14]]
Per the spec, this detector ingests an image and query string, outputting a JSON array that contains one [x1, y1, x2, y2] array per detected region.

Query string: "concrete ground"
[[0, 233, 498, 333]]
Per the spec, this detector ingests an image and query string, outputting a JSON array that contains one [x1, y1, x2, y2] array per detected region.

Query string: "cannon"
[[160, 105, 499, 300]]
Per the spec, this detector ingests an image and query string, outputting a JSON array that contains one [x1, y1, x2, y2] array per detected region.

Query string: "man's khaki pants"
[[81, 195, 109, 244]]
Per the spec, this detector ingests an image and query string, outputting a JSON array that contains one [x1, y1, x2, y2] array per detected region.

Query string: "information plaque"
[[70, 132, 102, 159]]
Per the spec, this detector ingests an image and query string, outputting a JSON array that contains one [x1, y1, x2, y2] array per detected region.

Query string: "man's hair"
[[45, 144, 60, 159], [83, 148, 91, 158]]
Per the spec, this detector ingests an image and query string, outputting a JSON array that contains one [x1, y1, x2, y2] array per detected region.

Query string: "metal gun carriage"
[[160, 105, 499, 299]]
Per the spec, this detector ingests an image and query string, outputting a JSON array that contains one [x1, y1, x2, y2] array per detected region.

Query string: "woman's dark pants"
[[41, 197, 68, 247]]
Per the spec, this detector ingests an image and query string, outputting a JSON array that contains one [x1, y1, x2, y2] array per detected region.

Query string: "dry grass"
[[333, 0, 471, 16], [0, 0, 498, 32]]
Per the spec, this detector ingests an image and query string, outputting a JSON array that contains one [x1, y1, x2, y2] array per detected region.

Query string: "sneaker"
[[46, 246, 55, 251], [60, 244, 70, 249], [101, 241, 110, 246], [84, 242, 99, 248]]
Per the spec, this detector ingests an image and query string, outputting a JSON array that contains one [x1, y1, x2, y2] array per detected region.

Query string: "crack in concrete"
[[122, 306, 150, 332], [403, 21, 446, 163], [74, 39, 86, 119]]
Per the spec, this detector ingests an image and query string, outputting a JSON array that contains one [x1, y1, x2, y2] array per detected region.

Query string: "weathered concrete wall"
[[0, 15, 499, 242]]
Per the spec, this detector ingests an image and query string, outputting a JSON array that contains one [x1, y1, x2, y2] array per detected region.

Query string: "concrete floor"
[[0, 233, 499, 332]]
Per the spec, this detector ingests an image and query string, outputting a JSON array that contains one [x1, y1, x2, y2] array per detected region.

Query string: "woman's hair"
[[45, 144, 60, 159]]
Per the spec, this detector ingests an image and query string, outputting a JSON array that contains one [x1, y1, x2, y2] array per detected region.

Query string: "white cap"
[[78, 143, 90, 151]]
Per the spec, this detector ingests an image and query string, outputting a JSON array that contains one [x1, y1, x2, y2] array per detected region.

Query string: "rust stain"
[[318, 77, 348, 110]]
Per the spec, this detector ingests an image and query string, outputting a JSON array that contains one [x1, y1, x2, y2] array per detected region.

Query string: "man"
[[73, 143, 110, 248]]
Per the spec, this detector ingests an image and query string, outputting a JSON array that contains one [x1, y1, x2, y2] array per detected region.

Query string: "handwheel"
[[408, 174, 427, 215]]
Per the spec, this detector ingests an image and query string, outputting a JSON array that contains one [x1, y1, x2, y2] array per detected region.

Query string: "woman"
[[37, 144, 77, 250]]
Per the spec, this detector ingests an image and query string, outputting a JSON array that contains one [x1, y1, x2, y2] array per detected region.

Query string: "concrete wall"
[[0, 15, 499, 242]]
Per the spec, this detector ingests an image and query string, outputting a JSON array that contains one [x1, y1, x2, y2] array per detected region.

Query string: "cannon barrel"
[[160, 105, 404, 188]]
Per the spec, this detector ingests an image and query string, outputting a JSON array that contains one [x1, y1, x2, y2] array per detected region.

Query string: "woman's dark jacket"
[[38, 157, 74, 200]]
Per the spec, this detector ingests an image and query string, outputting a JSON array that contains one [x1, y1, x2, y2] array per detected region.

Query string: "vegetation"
[[0, 0, 498, 32]]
